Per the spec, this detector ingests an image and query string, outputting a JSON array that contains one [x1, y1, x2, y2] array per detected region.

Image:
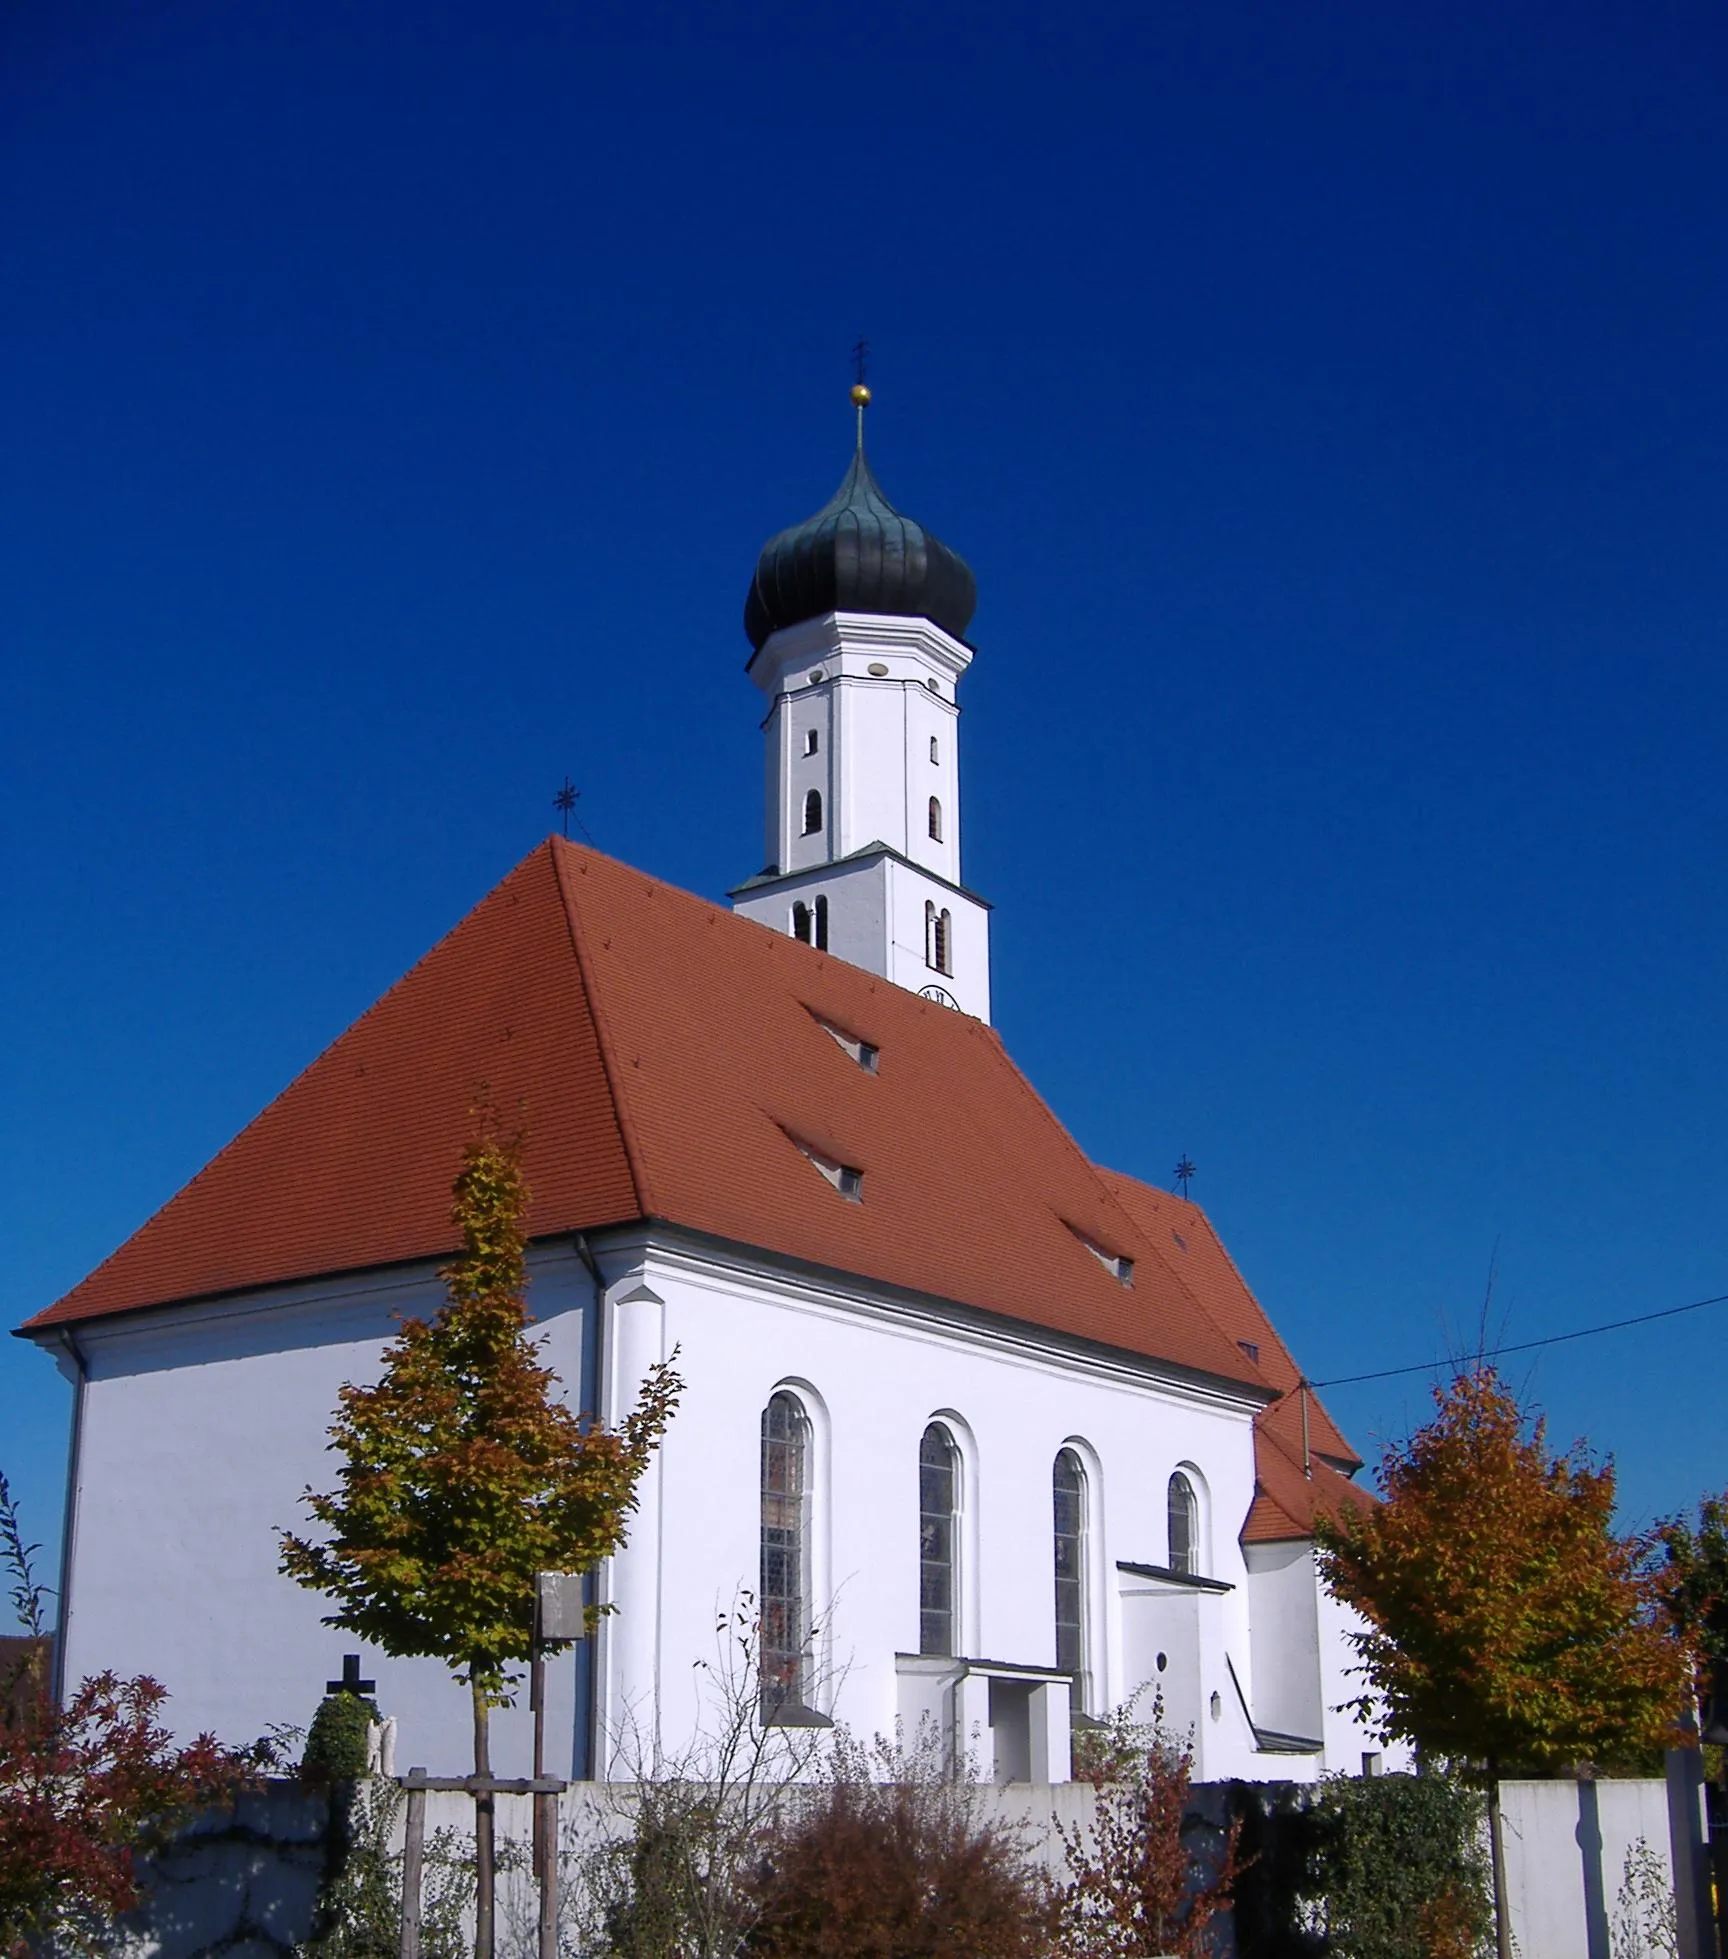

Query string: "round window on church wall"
[[867, 661, 889, 676]]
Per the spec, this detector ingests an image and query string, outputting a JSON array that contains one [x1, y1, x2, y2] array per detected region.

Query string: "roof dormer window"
[[1066, 1224, 1135, 1286], [784, 1130, 864, 1202], [810, 1012, 879, 1073]]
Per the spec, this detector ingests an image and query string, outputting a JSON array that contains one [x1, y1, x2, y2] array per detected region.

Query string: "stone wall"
[[121, 1781, 336, 1959]]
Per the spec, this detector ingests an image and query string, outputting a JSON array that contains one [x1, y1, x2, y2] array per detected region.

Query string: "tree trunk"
[[1487, 1760, 1513, 1959], [472, 1676, 495, 1959]]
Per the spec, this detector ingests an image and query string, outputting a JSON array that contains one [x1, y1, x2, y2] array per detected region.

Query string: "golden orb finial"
[[850, 382, 872, 408]]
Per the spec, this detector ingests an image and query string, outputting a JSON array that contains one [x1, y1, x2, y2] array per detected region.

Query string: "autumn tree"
[[280, 1117, 682, 1959], [1057, 1692, 1247, 1959], [1657, 1489, 1728, 1717], [2, 1473, 261, 1958], [1316, 1366, 1688, 1959]]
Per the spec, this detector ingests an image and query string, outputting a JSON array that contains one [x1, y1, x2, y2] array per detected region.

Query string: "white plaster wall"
[[55, 1246, 594, 1779], [1244, 1541, 1322, 1742], [1500, 1778, 1675, 1959], [884, 857, 991, 1021], [588, 1237, 1274, 1783], [730, 857, 892, 982], [749, 614, 970, 882], [52, 1224, 1369, 1794], [1315, 1576, 1411, 1773]]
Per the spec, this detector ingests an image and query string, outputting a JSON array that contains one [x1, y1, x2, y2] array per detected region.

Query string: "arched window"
[[1168, 1472, 1199, 1578], [803, 728, 819, 757], [791, 902, 812, 944], [814, 895, 829, 950], [919, 1424, 958, 1656], [930, 735, 939, 765], [928, 797, 943, 842], [1053, 1448, 1087, 1708], [925, 900, 938, 970], [936, 909, 952, 976], [761, 1392, 810, 1706], [802, 789, 823, 836]]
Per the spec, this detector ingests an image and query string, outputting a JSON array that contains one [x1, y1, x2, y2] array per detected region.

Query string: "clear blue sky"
[[5, 0, 1726, 1622]]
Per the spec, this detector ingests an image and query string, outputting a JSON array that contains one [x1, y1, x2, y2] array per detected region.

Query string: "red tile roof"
[[1097, 1170, 1360, 1473], [1243, 1391, 1375, 1543], [22, 841, 1263, 1398]]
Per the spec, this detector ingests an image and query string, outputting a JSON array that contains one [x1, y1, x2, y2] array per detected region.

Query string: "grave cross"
[[327, 1653, 376, 1697]]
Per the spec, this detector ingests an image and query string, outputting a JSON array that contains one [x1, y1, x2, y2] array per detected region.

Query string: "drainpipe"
[[571, 1234, 606, 1781], [53, 1326, 90, 1707]]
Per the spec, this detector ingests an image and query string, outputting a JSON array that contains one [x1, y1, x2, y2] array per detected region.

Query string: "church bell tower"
[[730, 387, 991, 1020]]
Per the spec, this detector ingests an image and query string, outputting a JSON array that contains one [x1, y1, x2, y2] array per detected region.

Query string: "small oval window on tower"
[[928, 797, 943, 843], [802, 789, 822, 835]]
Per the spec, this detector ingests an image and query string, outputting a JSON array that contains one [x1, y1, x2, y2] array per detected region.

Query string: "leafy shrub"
[[743, 1726, 1055, 1959], [302, 1693, 380, 1785], [1305, 1771, 1491, 1959], [298, 1781, 476, 1959]]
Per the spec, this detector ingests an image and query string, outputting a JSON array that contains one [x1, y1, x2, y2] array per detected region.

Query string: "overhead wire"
[[1309, 1289, 1728, 1389]]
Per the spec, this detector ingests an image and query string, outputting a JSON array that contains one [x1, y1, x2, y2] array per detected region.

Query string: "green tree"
[[280, 1116, 682, 1959], [1316, 1366, 1687, 1959]]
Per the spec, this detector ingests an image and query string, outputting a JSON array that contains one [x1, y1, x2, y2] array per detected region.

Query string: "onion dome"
[[744, 390, 977, 651]]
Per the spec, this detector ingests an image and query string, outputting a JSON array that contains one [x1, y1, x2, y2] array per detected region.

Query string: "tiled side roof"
[[21, 842, 1263, 1393], [1245, 1395, 1374, 1543], [1097, 1169, 1360, 1471]]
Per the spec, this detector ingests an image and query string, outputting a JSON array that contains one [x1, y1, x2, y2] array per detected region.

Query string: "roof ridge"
[[549, 838, 657, 1219]]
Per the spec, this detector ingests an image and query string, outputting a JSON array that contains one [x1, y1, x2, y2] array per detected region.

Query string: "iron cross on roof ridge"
[[327, 1653, 376, 1697]]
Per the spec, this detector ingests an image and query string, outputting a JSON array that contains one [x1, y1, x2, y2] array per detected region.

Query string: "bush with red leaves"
[[1, 1473, 261, 1958], [744, 1728, 1056, 1959], [0, 1667, 263, 1958]]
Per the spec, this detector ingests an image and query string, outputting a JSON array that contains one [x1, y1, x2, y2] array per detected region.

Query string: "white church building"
[[20, 393, 1389, 1788]]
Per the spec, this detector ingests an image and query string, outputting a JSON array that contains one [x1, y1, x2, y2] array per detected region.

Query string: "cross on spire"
[[1174, 1157, 1196, 1198], [851, 337, 869, 388]]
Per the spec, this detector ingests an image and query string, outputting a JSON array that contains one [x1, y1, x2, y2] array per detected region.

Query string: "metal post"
[[1670, 1705, 1716, 1959], [399, 1770, 427, 1959], [531, 1589, 547, 1911]]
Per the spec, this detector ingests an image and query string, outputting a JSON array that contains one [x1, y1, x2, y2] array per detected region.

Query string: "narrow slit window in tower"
[[803, 728, 819, 757], [930, 735, 939, 764], [928, 797, 943, 842], [936, 909, 952, 976], [814, 895, 829, 951], [792, 902, 812, 944]]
